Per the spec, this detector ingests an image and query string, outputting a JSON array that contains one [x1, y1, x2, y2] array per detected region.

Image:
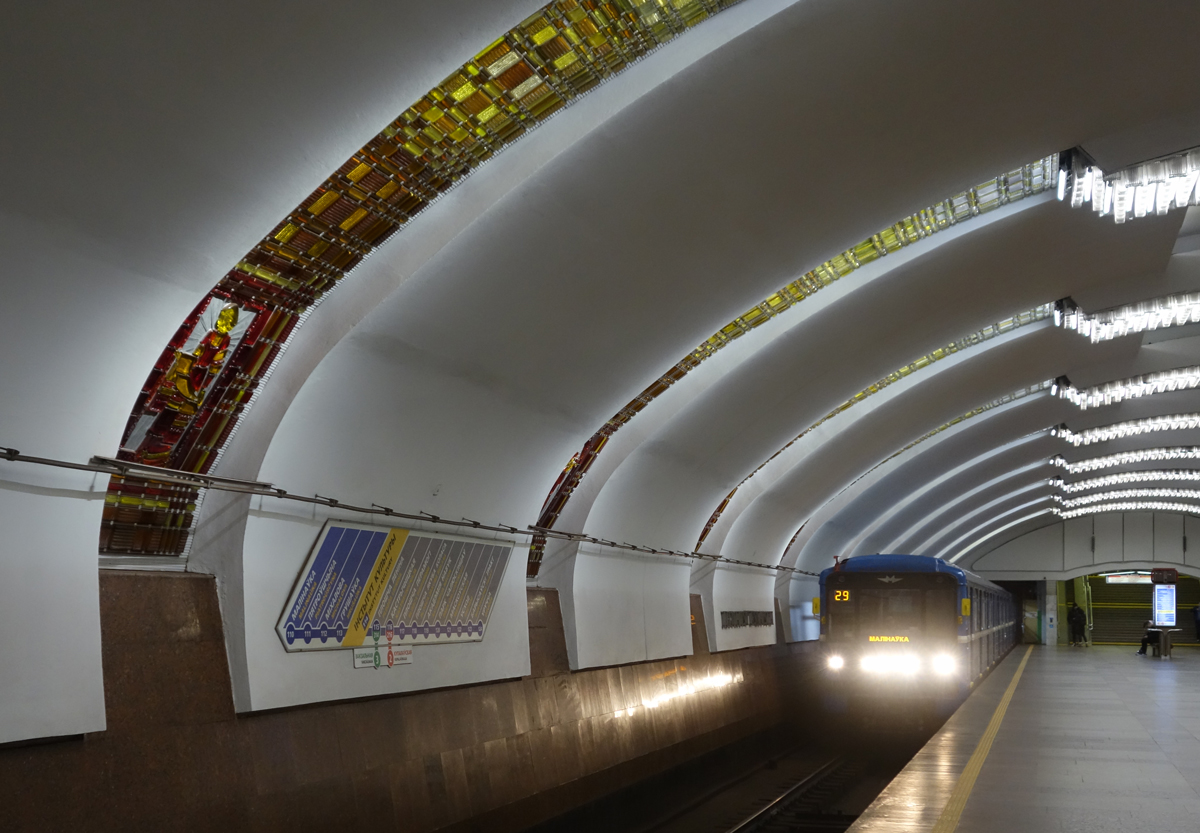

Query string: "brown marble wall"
[[0, 572, 817, 832]]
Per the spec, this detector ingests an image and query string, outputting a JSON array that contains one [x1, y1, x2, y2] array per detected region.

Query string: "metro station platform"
[[849, 645, 1200, 833]]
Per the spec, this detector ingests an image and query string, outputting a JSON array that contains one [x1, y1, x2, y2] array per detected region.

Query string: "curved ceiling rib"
[[842, 433, 1054, 560], [692, 304, 1053, 551], [809, 281, 1200, 568], [781, 382, 1054, 572], [919, 414, 1200, 566], [99, 0, 757, 558], [946, 504, 1056, 563], [531, 157, 1058, 567], [892, 462, 1051, 552]]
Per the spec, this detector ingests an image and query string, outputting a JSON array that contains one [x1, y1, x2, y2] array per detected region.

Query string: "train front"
[[818, 555, 968, 711]]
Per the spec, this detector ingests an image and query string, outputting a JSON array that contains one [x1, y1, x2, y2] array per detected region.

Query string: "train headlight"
[[827, 655, 844, 670], [932, 654, 956, 676]]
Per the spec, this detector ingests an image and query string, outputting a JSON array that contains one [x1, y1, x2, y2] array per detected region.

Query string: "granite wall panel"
[[0, 575, 817, 832]]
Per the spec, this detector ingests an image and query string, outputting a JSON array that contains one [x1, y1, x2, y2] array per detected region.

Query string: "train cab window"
[[857, 589, 923, 633]]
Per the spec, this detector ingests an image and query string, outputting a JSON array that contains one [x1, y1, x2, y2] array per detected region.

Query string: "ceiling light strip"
[[1055, 365, 1200, 409], [1051, 413, 1200, 447], [1056, 292, 1200, 343], [1056, 487, 1200, 507], [1058, 146, 1200, 224], [1053, 470, 1200, 493], [1051, 447, 1200, 474]]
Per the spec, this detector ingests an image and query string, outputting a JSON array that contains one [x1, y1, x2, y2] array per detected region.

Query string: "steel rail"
[[724, 757, 845, 833]]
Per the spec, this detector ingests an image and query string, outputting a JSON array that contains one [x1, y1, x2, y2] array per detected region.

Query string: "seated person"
[[1137, 620, 1159, 656]]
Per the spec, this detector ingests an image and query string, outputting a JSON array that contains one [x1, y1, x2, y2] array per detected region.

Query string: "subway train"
[[818, 554, 1018, 713]]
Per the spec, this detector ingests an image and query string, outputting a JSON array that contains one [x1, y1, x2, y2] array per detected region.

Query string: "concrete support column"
[[1043, 579, 1058, 646]]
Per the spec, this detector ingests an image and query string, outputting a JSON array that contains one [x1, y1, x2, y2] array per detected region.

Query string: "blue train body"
[[818, 554, 1017, 707]]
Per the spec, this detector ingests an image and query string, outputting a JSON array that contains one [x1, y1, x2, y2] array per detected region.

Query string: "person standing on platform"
[[1137, 619, 1159, 656], [1068, 602, 1087, 646]]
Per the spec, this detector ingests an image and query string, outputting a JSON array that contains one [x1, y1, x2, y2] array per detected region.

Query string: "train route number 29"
[[834, 590, 851, 602]]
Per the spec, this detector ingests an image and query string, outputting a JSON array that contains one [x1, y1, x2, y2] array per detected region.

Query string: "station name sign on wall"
[[276, 522, 512, 652]]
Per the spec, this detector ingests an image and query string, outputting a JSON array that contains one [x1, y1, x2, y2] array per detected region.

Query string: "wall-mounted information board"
[[276, 522, 512, 652]]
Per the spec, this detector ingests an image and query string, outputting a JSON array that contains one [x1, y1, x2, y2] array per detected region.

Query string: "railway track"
[[724, 756, 862, 833]]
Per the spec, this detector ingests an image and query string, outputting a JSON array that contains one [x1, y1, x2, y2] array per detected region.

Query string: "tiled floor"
[[849, 646, 1200, 833]]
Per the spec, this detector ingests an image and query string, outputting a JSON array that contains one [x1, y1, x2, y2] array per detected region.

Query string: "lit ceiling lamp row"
[[1053, 365, 1200, 409], [1052, 469, 1200, 493], [1058, 145, 1200, 224], [1055, 487, 1200, 507], [1051, 447, 1200, 474], [1051, 413, 1200, 446], [1056, 292, 1200, 343]]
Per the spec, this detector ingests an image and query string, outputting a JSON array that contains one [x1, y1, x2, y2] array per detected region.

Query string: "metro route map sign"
[[276, 522, 512, 652]]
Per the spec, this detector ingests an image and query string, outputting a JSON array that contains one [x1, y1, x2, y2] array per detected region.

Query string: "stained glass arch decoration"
[[101, 0, 752, 559]]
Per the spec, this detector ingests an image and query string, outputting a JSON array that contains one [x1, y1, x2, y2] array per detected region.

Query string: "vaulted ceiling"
[[7, 0, 1200, 719]]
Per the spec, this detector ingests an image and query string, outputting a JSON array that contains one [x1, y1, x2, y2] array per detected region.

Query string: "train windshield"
[[857, 589, 924, 632], [829, 584, 958, 640]]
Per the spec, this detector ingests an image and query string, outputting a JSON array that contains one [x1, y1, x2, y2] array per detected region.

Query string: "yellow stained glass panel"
[[307, 190, 340, 216], [339, 208, 369, 231]]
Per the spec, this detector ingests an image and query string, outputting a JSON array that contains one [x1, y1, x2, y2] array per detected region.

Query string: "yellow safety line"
[[930, 645, 1034, 833]]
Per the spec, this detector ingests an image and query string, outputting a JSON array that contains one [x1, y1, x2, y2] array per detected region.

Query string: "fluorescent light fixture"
[[1052, 413, 1200, 446], [1051, 447, 1200, 473], [1058, 147, 1200, 224], [1055, 366, 1200, 409], [1054, 470, 1200, 493], [1057, 293, 1200, 343], [1056, 487, 1200, 507], [1056, 501, 1200, 519]]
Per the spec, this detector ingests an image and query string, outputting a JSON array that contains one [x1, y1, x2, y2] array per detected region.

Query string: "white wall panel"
[[709, 567, 778, 653], [1123, 512, 1154, 562], [1094, 514, 1124, 564], [1186, 516, 1200, 569], [1064, 516, 1094, 572], [1154, 513, 1184, 563], [570, 546, 692, 669]]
